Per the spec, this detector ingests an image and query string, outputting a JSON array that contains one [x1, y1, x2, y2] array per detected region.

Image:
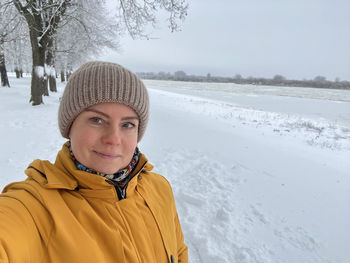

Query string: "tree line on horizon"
[[137, 71, 350, 90]]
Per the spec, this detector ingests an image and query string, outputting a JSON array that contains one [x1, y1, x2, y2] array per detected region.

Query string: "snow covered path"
[[1, 76, 349, 263], [142, 87, 350, 263]]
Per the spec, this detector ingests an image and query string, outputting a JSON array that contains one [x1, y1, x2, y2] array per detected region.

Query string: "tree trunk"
[[60, 70, 65, 82], [30, 67, 44, 105], [46, 38, 57, 92], [14, 39, 23, 79], [15, 68, 21, 78], [43, 78, 49, 96], [66, 71, 70, 80], [13, 0, 68, 105], [0, 66, 10, 87], [49, 75, 56, 92], [30, 44, 45, 105], [0, 50, 10, 87]]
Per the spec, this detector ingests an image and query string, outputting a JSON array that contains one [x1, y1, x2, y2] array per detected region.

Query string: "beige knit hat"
[[58, 61, 149, 142]]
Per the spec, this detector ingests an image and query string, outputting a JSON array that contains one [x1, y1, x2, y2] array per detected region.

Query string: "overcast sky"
[[100, 0, 350, 81]]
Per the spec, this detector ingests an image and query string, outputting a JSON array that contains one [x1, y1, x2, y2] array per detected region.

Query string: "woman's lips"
[[94, 151, 121, 160]]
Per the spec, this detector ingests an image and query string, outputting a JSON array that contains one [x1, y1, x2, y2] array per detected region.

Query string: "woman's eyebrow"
[[121, 116, 139, 121], [84, 109, 110, 119], [84, 109, 138, 121]]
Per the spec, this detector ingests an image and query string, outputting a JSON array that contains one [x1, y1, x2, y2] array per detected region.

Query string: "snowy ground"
[[1, 76, 349, 263]]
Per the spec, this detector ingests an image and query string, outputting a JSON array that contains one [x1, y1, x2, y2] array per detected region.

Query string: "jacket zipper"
[[106, 161, 147, 200]]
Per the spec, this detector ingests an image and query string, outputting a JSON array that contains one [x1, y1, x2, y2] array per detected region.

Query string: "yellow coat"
[[0, 143, 187, 263]]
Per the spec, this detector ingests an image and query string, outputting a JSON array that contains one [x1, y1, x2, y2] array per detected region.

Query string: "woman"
[[0, 61, 188, 262]]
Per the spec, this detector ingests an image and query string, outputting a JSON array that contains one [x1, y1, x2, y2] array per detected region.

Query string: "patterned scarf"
[[69, 145, 140, 199]]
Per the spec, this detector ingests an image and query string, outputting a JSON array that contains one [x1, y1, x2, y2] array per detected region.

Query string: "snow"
[[45, 64, 56, 77], [34, 66, 45, 78], [1, 77, 349, 263]]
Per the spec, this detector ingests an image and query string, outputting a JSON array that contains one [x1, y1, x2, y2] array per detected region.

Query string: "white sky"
[[100, 0, 350, 81]]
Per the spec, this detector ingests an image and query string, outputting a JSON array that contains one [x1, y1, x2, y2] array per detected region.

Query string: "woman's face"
[[69, 102, 139, 174]]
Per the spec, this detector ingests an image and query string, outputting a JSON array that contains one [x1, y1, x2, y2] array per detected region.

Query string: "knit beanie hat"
[[58, 61, 149, 142]]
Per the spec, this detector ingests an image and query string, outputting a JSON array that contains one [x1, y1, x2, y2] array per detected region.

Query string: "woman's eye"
[[122, 122, 136, 128], [90, 117, 103, 124]]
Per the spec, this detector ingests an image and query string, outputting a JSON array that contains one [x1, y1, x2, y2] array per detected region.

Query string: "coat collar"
[[25, 142, 153, 191]]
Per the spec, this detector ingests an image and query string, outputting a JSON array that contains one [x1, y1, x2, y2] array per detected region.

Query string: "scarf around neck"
[[69, 144, 140, 199]]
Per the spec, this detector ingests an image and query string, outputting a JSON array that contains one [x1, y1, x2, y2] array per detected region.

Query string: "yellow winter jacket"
[[0, 142, 187, 263]]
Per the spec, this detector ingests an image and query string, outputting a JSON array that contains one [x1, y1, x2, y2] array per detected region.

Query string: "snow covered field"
[[1, 76, 349, 263]]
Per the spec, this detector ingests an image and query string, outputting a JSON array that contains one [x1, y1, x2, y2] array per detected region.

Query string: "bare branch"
[[117, 0, 188, 39]]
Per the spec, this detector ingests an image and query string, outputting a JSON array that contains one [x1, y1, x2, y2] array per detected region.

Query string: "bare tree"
[[54, 0, 122, 82], [0, 1, 24, 87], [0, 49, 10, 87], [314, 76, 327, 83], [273, 74, 286, 85], [54, 0, 188, 80], [117, 0, 188, 39], [1, 13, 31, 79], [10, 0, 187, 105], [12, 0, 71, 105], [174, 70, 187, 80]]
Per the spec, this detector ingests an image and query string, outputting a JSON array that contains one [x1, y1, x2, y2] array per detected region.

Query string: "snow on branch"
[[37, 0, 70, 44]]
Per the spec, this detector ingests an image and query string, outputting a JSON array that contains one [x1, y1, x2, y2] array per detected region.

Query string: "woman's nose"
[[101, 126, 122, 145]]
